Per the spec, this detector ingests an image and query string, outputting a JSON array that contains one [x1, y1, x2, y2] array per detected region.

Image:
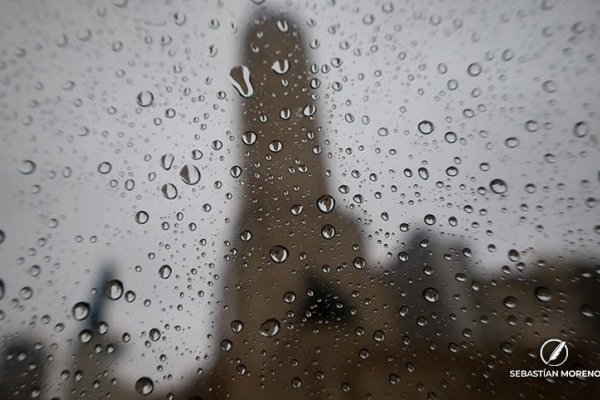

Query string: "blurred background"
[[0, 0, 599, 399]]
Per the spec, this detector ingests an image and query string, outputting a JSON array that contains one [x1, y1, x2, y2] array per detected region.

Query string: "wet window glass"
[[1, 1, 599, 399]]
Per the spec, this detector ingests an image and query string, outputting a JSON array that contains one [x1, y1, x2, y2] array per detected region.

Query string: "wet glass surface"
[[0, 1, 599, 399]]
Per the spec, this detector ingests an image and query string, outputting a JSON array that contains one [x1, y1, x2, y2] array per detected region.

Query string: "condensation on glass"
[[0, 1, 598, 399]]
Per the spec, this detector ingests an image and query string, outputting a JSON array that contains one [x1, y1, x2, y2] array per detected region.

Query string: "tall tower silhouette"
[[186, 11, 404, 399]]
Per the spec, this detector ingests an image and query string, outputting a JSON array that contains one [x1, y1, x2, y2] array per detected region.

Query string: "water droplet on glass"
[[316, 194, 335, 213], [259, 318, 281, 337], [573, 121, 589, 138], [20, 160, 36, 175], [179, 164, 201, 185], [270, 245, 289, 263], [467, 62, 482, 76], [423, 287, 439, 303], [271, 59, 290, 75], [135, 211, 149, 224], [418, 120, 434, 135], [135, 377, 154, 396], [242, 130, 257, 145], [321, 224, 336, 239], [231, 320, 244, 333], [489, 179, 507, 194], [105, 279, 123, 300], [290, 204, 304, 216], [389, 373, 400, 385], [149, 328, 161, 341], [373, 329, 385, 342], [230, 165, 242, 178], [229, 65, 254, 98], [534, 286, 552, 302], [72, 302, 90, 321], [160, 153, 175, 170], [97, 161, 112, 174], [159, 265, 172, 279], [161, 183, 178, 200], [268, 140, 283, 153], [503, 296, 517, 309], [283, 291, 296, 303], [353, 257, 366, 270], [136, 91, 154, 107], [424, 214, 436, 225]]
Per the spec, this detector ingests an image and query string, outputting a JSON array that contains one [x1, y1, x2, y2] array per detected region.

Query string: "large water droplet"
[[231, 320, 244, 333], [418, 120, 434, 135], [270, 245, 289, 263], [135, 210, 149, 224], [573, 121, 589, 138], [490, 178, 507, 194], [135, 377, 154, 396], [20, 160, 36, 175], [161, 183, 178, 199], [229, 65, 254, 98], [136, 91, 154, 107], [321, 224, 336, 239], [72, 302, 90, 321], [259, 318, 281, 337], [179, 164, 201, 185], [160, 153, 175, 170], [423, 288, 439, 303], [271, 59, 290, 75], [242, 130, 257, 145], [535, 286, 552, 302], [105, 279, 123, 300], [316, 194, 335, 213], [159, 265, 172, 279]]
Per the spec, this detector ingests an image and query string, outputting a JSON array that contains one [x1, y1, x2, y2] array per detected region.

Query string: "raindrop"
[[271, 59, 290, 75], [159, 265, 172, 279], [418, 120, 434, 135], [97, 162, 112, 174], [231, 320, 244, 333], [283, 291, 296, 303], [104, 279, 123, 300], [423, 288, 439, 303], [20, 160, 36, 175], [270, 245, 289, 263], [353, 257, 366, 270], [136, 91, 154, 107], [389, 373, 400, 385], [230, 165, 242, 178], [149, 328, 161, 341], [242, 130, 257, 145], [377, 127, 389, 137], [316, 194, 335, 213], [489, 179, 507, 194], [161, 183, 178, 199], [160, 154, 175, 170], [135, 211, 149, 224], [534, 286, 551, 302], [229, 65, 254, 98], [268, 140, 283, 153], [373, 329, 385, 342], [573, 121, 589, 138], [321, 224, 336, 239], [467, 62, 482, 76], [259, 318, 281, 337], [135, 377, 154, 396], [179, 164, 201, 185], [72, 302, 90, 321], [424, 214, 436, 225]]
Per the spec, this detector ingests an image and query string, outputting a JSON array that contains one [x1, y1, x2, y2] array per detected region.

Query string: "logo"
[[539, 339, 568, 367], [509, 339, 600, 378]]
